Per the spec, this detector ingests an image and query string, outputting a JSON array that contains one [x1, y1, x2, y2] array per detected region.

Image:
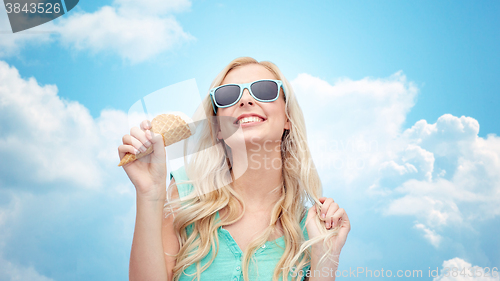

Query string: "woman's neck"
[[229, 141, 283, 210]]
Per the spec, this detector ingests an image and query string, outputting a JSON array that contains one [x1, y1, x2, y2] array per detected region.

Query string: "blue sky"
[[7, 0, 500, 136], [0, 0, 499, 280]]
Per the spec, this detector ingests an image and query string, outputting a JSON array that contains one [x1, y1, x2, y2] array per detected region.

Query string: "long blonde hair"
[[165, 57, 339, 281]]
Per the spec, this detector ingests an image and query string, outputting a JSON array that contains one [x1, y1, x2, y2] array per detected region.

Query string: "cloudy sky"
[[0, 0, 499, 280]]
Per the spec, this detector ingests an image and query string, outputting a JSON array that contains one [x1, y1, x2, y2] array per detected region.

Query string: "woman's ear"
[[284, 118, 291, 130]]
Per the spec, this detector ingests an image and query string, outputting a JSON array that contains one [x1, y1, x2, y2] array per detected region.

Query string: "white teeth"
[[238, 116, 264, 124]]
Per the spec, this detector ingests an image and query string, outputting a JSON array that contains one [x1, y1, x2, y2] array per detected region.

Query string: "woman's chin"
[[245, 135, 282, 148], [224, 132, 282, 151]]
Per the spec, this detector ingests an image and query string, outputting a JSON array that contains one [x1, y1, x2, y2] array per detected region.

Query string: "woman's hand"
[[305, 197, 351, 254], [118, 120, 167, 200]]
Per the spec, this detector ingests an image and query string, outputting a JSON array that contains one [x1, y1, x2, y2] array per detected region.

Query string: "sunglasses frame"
[[209, 79, 285, 114]]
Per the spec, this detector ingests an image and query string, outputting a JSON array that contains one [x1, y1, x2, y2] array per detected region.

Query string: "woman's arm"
[[308, 246, 340, 281], [162, 179, 181, 281], [120, 119, 178, 280], [129, 180, 179, 281], [305, 197, 350, 281]]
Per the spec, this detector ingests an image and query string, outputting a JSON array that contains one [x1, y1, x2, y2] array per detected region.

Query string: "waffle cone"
[[118, 113, 194, 166]]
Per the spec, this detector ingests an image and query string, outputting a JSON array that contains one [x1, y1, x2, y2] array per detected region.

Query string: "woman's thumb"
[[149, 131, 166, 164]]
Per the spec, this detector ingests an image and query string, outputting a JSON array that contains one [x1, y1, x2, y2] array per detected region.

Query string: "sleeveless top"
[[170, 167, 311, 281]]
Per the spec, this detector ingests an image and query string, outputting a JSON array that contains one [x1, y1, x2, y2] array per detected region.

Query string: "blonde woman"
[[119, 57, 351, 281]]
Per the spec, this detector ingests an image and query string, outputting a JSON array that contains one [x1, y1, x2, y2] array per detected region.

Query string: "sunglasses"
[[209, 79, 285, 114]]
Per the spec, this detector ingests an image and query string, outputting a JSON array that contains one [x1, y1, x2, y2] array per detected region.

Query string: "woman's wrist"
[[136, 182, 167, 203], [311, 244, 341, 257], [310, 245, 341, 268]]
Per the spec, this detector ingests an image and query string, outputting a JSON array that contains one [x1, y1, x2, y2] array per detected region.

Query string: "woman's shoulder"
[[169, 166, 196, 236], [170, 166, 194, 200]]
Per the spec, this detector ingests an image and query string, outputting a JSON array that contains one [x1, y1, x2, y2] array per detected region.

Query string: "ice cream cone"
[[118, 112, 196, 166]]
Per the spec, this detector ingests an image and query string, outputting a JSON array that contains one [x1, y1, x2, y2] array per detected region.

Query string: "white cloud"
[[0, 60, 128, 189], [383, 115, 500, 232], [54, 6, 194, 64], [0, 255, 54, 281], [292, 71, 418, 185], [0, 60, 135, 279], [433, 257, 500, 281], [294, 72, 500, 247], [386, 189, 463, 228], [114, 0, 191, 16], [414, 222, 443, 247], [0, 187, 136, 281], [0, 193, 55, 281], [294, 71, 417, 139], [0, 0, 194, 63]]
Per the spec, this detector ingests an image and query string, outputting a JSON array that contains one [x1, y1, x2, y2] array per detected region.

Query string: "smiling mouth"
[[236, 116, 265, 125]]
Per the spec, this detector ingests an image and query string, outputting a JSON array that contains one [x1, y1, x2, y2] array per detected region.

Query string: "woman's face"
[[216, 64, 290, 146]]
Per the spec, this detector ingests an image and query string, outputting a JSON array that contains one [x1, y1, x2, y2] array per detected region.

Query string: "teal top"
[[171, 167, 310, 281]]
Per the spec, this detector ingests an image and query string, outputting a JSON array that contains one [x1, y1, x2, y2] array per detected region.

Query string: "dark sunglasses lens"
[[214, 85, 240, 107], [250, 81, 279, 101]]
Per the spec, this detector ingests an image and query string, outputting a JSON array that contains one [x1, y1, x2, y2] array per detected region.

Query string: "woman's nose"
[[239, 89, 255, 107]]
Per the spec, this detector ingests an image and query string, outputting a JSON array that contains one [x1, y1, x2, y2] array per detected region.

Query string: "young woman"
[[119, 57, 350, 281]]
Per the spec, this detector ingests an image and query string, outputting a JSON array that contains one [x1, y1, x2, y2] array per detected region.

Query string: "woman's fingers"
[[317, 197, 345, 229], [331, 208, 345, 229], [118, 121, 155, 165], [140, 120, 151, 131], [325, 202, 339, 229], [320, 198, 334, 219], [118, 144, 139, 159], [130, 127, 152, 152], [122, 133, 147, 153]]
